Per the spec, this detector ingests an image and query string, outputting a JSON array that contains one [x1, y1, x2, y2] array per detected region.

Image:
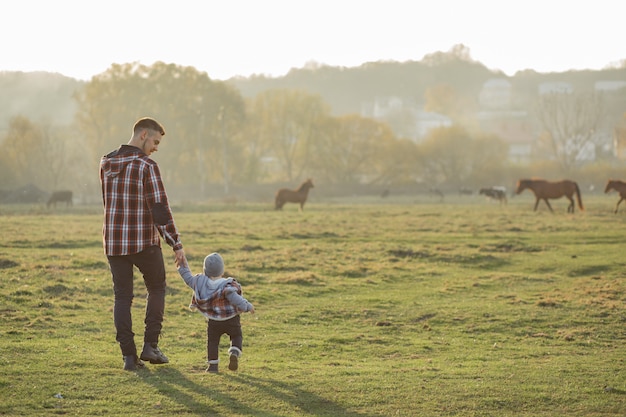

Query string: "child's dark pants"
[[207, 315, 242, 361]]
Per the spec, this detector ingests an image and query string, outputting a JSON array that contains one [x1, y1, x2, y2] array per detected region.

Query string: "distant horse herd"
[[269, 177, 626, 214], [3, 178, 626, 215], [425, 178, 626, 214]]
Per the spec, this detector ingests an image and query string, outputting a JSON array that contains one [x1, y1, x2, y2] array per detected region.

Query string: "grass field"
[[1, 194, 626, 416]]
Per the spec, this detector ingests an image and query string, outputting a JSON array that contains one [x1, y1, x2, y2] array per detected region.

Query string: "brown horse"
[[604, 179, 626, 213], [47, 190, 73, 208], [275, 178, 314, 211], [515, 179, 583, 213], [479, 187, 507, 205]]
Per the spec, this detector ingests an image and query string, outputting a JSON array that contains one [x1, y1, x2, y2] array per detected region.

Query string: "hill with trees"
[[0, 46, 625, 204], [1, 45, 625, 133]]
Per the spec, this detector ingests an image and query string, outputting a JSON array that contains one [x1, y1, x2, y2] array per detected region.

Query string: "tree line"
[[1, 54, 625, 202]]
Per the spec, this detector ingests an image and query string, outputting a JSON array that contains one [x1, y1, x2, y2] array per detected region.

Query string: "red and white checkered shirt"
[[190, 279, 248, 321], [100, 145, 182, 256]]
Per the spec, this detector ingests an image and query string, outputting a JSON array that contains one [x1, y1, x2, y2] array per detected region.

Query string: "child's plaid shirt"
[[190, 279, 246, 321]]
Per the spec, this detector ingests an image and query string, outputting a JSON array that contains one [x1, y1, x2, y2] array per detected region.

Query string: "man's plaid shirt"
[[100, 145, 182, 256]]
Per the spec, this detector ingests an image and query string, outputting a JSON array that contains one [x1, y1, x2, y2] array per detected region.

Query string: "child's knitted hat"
[[204, 252, 225, 277]]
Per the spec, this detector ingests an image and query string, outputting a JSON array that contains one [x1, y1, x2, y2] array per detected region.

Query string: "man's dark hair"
[[133, 117, 165, 136]]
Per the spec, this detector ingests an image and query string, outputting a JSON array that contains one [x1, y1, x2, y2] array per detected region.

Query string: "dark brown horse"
[[515, 179, 583, 213], [479, 187, 507, 205], [604, 179, 626, 213], [275, 178, 314, 211], [47, 190, 73, 208]]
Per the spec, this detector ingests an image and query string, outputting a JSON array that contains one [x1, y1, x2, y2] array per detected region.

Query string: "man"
[[100, 117, 186, 371]]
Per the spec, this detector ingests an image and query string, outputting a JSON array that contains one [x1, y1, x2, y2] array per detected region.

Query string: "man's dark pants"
[[108, 245, 166, 357]]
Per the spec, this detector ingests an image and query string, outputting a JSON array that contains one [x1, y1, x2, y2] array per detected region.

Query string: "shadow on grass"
[[139, 367, 275, 416], [568, 264, 612, 277], [139, 367, 378, 416], [138, 368, 224, 415], [229, 374, 380, 417]]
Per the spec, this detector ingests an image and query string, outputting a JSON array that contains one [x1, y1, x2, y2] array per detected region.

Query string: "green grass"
[[1, 196, 626, 416]]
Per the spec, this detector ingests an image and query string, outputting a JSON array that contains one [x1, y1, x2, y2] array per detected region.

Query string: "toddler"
[[177, 252, 254, 372]]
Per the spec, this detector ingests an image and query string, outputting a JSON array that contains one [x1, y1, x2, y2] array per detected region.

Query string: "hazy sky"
[[1, 0, 623, 81]]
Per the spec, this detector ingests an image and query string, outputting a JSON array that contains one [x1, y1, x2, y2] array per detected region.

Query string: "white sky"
[[1, 0, 624, 81]]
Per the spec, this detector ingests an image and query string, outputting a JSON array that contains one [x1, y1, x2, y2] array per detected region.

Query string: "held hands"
[[174, 249, 187, 269]]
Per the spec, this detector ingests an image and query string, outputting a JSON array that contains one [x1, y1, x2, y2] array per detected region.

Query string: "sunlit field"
[[1, 194, 625, 416]]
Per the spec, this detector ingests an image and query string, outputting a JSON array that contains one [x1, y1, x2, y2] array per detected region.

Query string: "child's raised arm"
[[176, 261, 196, 289]]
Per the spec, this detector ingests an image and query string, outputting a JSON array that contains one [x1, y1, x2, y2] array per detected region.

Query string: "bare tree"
[[251, 89, 330, 182], [535, 91, 606, 170], [0, 116, 79, 191]]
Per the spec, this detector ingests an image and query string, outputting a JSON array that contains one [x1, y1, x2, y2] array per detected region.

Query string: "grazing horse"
[[275, 179, 314, 211], [47, 190, 73, 208], [479, 187, 507, 205], [515, 179, 583, 213], [604, 179, 626, 213]]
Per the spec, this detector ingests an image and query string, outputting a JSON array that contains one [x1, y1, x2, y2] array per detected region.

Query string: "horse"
[[604, 179, 626, 213], [47, 190, 73, 208], [275, 179, 314, 211], [479, 187, 507, 205], [515, 179, 583, 213]]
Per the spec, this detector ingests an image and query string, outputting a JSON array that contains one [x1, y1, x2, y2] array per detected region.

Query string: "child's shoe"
[[228, 354, 238, 371], [228, 346, 242, 371], [206, 359, 219, 373]]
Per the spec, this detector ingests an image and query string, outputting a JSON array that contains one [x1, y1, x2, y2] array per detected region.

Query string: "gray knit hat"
[[203, 252, 225, 277]]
